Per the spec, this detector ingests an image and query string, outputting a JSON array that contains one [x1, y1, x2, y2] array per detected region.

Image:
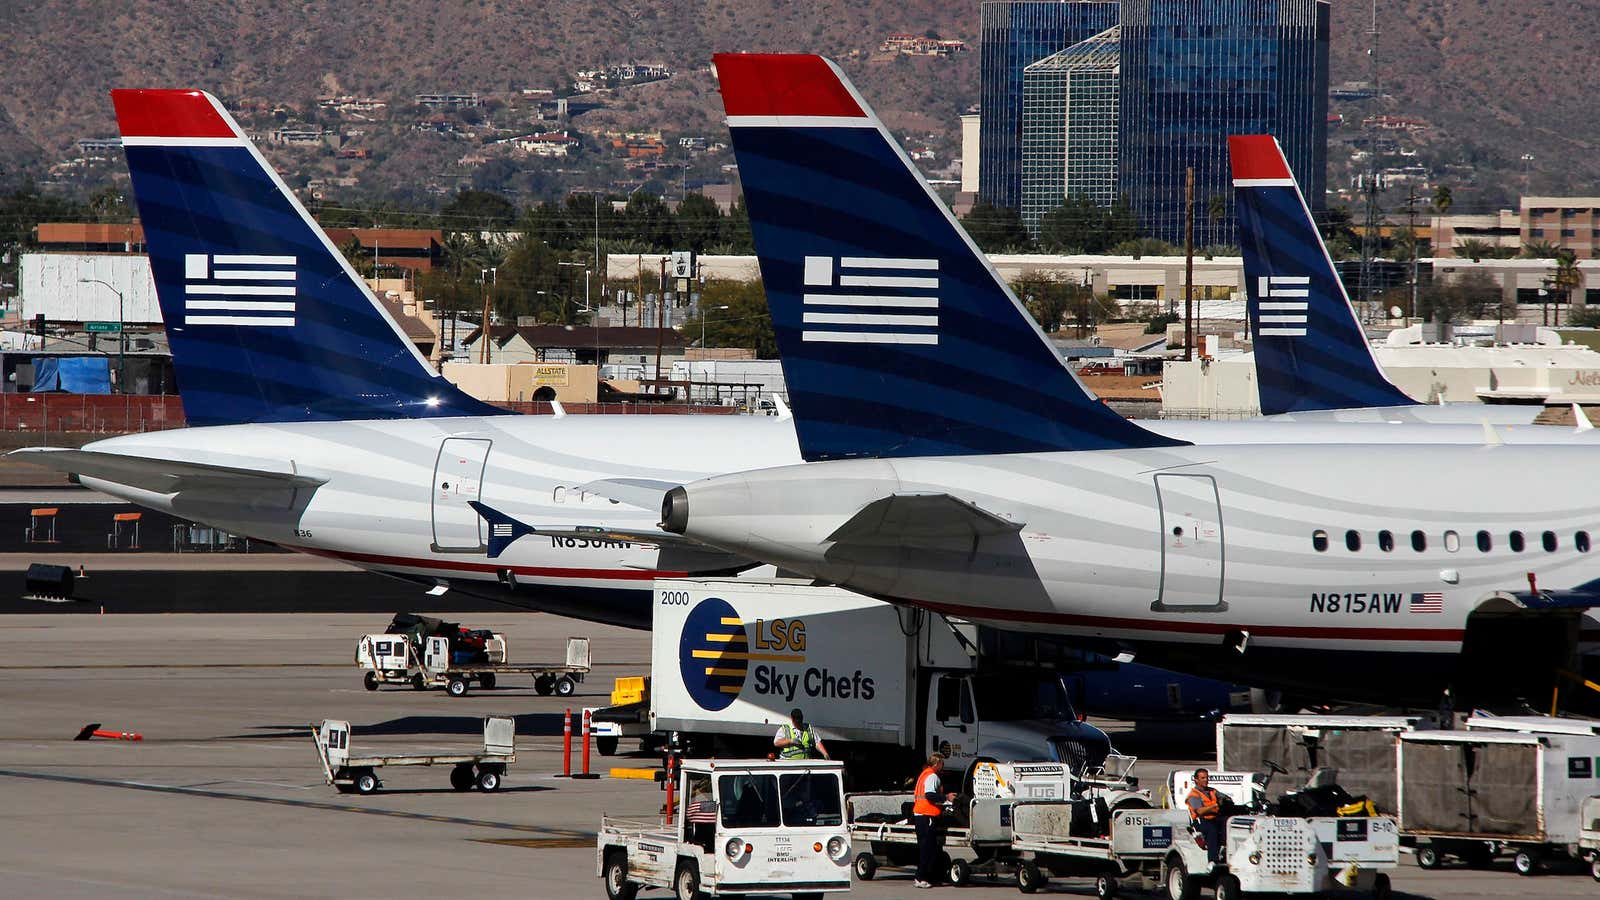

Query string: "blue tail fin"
[[1230, 135, 1414, 416], [112, 90, 507, 426], [713, 54, 1181, 461]]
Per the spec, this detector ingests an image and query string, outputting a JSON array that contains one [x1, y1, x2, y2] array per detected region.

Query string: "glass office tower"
[[1021, 25, 1121, 236], [980, 0, 1120, 212], [1117, 0, 1329, 246]]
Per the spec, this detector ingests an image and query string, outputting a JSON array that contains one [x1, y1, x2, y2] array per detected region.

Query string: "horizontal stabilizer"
[[467, 500, 539, 559], [11, 447, 325, 495], [827, 493, 1023, 546]]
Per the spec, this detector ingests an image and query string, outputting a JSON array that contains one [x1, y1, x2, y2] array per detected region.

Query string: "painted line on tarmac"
[[0, 768, 597, 838]]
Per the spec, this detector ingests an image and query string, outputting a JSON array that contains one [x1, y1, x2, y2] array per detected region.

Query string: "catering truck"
[[645, 578, 1118, 790]]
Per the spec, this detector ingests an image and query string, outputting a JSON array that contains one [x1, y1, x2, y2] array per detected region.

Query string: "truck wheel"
[[597, 737, 619, 757], [449, 764, 474, 791], [411, 674, 427, 691], [534, 674, 555, 695], [949, 857, 971, 886], [556, 675, 578, 697], [1164, 856, 1197, 900], [1095, 874, 1119, 899], [603, 850, 638, 900], [853, 851, 877, 881], [479, 672, 496, 690], [1416, 845, 1441, 870], [476, 766, 502, 792], [1214, 873, 1241, 900], [363, 671, 379, 691], [1016, 860, 1044, 894], [1513, 849, 1539, 876], [1373, 872, 1392, 900], [353, 769, 378, 795], [1591, 856, 1600, 882], [446, 677, 469, 698], [674, 862, 705, 900]]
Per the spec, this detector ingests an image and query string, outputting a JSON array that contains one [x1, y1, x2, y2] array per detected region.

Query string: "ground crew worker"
[[1186, 768, 1224, 863], [912, 752, 957, 888], [774, 708, 829, 760]]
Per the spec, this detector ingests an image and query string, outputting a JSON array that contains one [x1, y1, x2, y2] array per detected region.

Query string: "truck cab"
[[926, 670, 1111, 784], [598, 759, 851, 899]]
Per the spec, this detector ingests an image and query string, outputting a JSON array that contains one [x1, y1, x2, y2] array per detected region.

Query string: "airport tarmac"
[[0, 612, 1590, 899]]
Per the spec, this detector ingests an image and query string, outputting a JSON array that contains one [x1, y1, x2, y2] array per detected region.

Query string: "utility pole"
[[478, 267, 496, 364], [1357, 0, 1382, 324], [655, 257, 667, 393], [1184, 167, 1195, 362], [1404, 186, 1421, 323]]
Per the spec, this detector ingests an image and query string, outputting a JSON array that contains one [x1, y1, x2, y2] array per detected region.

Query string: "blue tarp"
[[32, 357, 112, 394]]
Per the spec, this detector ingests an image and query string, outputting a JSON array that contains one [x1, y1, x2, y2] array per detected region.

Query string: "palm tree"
[[1432, 184, 1453, 216], [1453, 238, 1494, 262], [1522, 239, 1561, 259], [1551, 249, 1582, 325]]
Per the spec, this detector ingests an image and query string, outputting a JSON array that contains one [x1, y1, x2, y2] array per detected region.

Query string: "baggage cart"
[[357, 632, 590, 697], [1579, 795, 1600, 881], [311, 715, 516, 795], [1399, 726, 1600, 874], [846, 793, 1022, 886]]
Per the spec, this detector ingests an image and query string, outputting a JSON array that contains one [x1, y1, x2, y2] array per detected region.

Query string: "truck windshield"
[[780, 772, 843, 827], [970, 674, 1077, 721], [718, 774, 781, 828]]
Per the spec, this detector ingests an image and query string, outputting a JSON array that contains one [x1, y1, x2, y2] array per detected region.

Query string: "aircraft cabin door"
[[431, 438, 492, 552], [1150, 473, 1227, 612]]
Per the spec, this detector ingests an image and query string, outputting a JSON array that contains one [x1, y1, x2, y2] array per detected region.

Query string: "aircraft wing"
[[827, 493, 1024, 546], [10, 447, 327, 495]]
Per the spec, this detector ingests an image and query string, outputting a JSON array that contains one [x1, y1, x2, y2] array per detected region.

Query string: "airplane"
[[12, 88, 1588, 644], [1233, 134, 1544, 426], [653, 53, 1600, 708]]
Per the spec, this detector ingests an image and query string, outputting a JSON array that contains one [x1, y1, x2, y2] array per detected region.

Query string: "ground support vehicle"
[[1579, 796, 1600, 880], [597, 758, 850, 899], [846, 793, 1019, 886], [590, 676, 658, 757], [1161, 814, 1397, 899], [1399, 725, 1600, 875], [641, 579, 1118, 790], [312, 715, 515, 795], [357, 630, 590, 698]]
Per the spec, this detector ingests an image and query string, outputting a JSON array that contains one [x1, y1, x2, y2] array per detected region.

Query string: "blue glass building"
[[980, 0, 1120, 212], [1118, 0, 1329, 246]]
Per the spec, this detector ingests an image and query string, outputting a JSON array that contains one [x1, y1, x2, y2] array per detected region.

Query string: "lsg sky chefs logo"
[[678, 597, 875, 712]]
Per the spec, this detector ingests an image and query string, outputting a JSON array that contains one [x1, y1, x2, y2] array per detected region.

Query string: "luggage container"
[[1398, 726, 1600, 874], [1216, 714, 1426, 815]]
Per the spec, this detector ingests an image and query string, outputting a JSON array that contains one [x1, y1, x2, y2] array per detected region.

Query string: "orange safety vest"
[[1187, 786, 1220, 821], [913, 767, 943, 817]]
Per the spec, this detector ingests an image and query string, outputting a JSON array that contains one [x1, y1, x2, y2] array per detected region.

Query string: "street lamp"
[[701, 304, 730, 349], [78, 278, 126, 393]]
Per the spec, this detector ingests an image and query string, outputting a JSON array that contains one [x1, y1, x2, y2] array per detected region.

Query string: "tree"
[[1109, 237, 1178, 258], [1522, 239, 1561, 259], [1417, 271, 1500, 325], [1316, 206, 1360, 260], [961, 202, 1031, 252], [440, 189, 517, 228], [1208, 193, 1229, 228], [677, 280, 776, 357], [1550, 249, 1582, 324], [1432, 184, 1454, 215], [1011, 272, 1078, 332], [1454, 238, 1494, 262], [1037, 196, 1101, 253], [338, 236, 373, 277], [495, 235, 564, 323], [674, 192, 724, 251]]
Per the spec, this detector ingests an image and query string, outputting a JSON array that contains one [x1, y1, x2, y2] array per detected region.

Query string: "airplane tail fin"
[[1230, 135, 1413, 415], [111, 90, 507, 426], [713, 54, 1182, 461]]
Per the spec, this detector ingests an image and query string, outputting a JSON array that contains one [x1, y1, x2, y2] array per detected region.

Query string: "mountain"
[[0, 1, 1589, 210]]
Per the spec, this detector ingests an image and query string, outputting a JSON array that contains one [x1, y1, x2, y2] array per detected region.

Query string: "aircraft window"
[[553, 486, 566, 503], [1476, 530, 1492, 552], [1312, 530, 1328, 552], [1510, 530, 1526, 552], [1443, 530, 1460, 553], [1378, 530, 1394, 552], [1411, 530, 1426, 552], [1579, 531, 1592, 553], [1543, 531, 1558, 552], [1345, 530, 1361, 552]]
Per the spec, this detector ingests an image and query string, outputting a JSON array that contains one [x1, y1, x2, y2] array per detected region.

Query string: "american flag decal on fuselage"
[[184, 254, 296, 327], [1256, 275, 1309, 337], [1409, 592, 1444, 614], [801, 255, 938, 345]]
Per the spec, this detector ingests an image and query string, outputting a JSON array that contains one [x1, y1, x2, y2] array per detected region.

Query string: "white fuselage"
[[670, 440, 1600, 701]]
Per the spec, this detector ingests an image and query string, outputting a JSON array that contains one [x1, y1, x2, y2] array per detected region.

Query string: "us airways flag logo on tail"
[[1409, 592, 1444, 614], [1256, 275, 1310, 337], [184, 254, 296, 327], [801, 255, 939, 345]]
